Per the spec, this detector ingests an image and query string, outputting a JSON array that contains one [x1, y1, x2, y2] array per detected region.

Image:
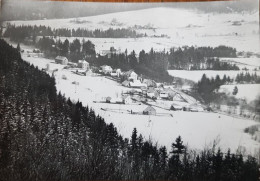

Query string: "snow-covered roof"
[[143, 106, 156, 112], [101, 65, 112, 69], [122, 95, 131, 99], [78, 60, 89, 64], [125, 69, 137, 77], [122, 80, 130, 86], [55, 56, 67, 61], [130, 80, 147, 87]]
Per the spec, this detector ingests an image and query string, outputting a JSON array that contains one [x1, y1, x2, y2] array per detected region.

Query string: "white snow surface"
[[5, 7, 260, 53], [168, 69, 260, 82], [219, 84, 260, 102], [13, 42, 260, 155]]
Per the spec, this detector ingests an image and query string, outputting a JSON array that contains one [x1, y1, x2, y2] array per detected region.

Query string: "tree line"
[[36, 37, 239, 81], [197, 74, 233, 103], [168, 46, 237, 70], [190, 58, 239, 70], [235, 72, 260, 84], [3, 24, 145, 41], [0, 39, 259, 180]]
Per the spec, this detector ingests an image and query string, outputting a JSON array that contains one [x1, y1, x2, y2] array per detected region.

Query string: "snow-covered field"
[[50, 36, 174, 54], [168, 69, 260, 82], [5, 7, 260, 53], [14, 42, 259, 155], [219, 84, 260, 102]]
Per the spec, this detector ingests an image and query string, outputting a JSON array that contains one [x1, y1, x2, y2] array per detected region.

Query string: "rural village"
[[35, 48, 205, 116]]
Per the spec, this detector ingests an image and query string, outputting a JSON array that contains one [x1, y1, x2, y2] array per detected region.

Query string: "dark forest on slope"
[[0, 39, 259, 180]]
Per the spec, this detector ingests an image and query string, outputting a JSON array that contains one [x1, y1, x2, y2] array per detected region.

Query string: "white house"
[[55, 56, 68, 65], [111, 71, 117, 77], [111, 69, 121, 77], [159, 91, 168, 99], [101, 65, 113, 75], [78, 60, 89, 70]]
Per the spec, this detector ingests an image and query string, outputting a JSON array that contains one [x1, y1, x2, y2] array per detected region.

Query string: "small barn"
[[143, 106, 156, 115], [55, 56, 68, 65]]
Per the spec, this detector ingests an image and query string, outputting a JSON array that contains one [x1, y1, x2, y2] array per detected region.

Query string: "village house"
[[122, 95, 132, 104], [78, 60, 89, 70], [170, 103, 183, 111], [33, 49, 41, 53], [171, 92, 186, 102], [129, 80, 147, 89], [124, 70, 138, 81], [55, 56, 68, 65], [111, 69, 121, 77], [159, 91, 169, 99], [147, 87, 159, 99], [106, 96, 112, 103], [143, 79, 157, 87], [99, 47, 121, 58], [143, 106, 156, 115], [111, 71, 117, 77], [101, 65, 113, 75]]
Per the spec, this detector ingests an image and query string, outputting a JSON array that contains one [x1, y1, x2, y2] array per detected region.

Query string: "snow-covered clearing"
[[168, 70, 260, 82], [5, 7, 260, 53], [219, 84, 260, 102], [16, 45, 260, 155]]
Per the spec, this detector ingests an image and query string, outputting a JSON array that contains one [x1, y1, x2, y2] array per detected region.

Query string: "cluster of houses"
[[99, 66, 188, 102], [98, 65, 203, 112], [55, 56, 90, 70], [54, 56, 200, 114]]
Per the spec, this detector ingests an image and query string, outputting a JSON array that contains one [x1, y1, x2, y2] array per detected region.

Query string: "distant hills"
[[0, 0, 258, 21]]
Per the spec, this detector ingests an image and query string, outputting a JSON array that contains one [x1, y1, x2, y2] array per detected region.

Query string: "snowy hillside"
[[219, 84, 260, 102], [6, 7, 260, 53], [12, 41, 260, 155]]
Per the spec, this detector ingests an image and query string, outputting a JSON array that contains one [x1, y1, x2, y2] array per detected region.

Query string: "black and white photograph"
[[0, 0, 259, 180]]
